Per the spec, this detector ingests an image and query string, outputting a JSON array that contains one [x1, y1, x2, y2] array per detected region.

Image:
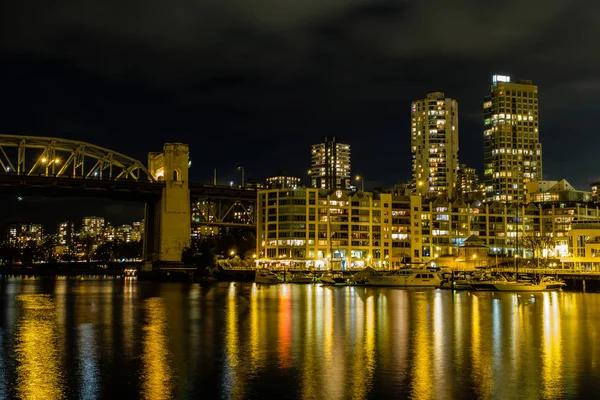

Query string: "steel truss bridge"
[[0, 134, 256, 226], [190, 183, 256, 228]]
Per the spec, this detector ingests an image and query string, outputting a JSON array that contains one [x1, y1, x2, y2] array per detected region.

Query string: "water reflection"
[[4, 280, 600, 399], [410, 293, 434, 400], [15, 294, 65, 399], [78, 323, 99, 400], [141, 297, 174, 400], [541, 292, 564, 398], [222, 283, 245, 400]]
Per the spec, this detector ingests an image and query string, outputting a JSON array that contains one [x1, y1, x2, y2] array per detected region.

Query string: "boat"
[[290, 272, 314, 284], [320, 271, 347, 286], [366, 269, 442, 287], [492, 280, 548, 292], [254, 269, 282, 284], [471, 274, 566, 292], [540, 276, 567, 290]]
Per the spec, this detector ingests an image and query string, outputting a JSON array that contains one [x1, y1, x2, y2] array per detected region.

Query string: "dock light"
[[41, 157, 47, 163]]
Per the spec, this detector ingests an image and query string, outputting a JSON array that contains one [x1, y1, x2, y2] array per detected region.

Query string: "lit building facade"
[[411, 92, 459, 197], [256, 188, 392, 269], [567, 221, 600, 270], [131, 221, 144, 242], [483, 75, 542, 202], [526, 179, 591, 203], [82, 217, 105, 237], [265, 175, 301, 189], [8, 223, 43, 247], [310, 136, 351, 190], [456, 164, 481, 200], [257, 188, 600, 271], [58, 221, 74, 245]]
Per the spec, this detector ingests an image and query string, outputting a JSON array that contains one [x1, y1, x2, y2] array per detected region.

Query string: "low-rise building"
[[257, 187, 600, 271], [256, 188, 393, 270]]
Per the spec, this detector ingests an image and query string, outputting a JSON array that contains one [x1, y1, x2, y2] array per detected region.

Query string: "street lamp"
[[356, 175, 364, 191], [238, 166, 245, 188], [472, 253, 477, 269]]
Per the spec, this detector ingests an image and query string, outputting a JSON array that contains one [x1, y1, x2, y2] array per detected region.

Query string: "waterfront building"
[[310, 136, 351, 190], [566, 220, 600, 270], [411, 92, 459, 197], [256, 188, 392, 270], [265, 175, 301, 189], [483, 75, 542, 202], [257, 187, 600, 271]]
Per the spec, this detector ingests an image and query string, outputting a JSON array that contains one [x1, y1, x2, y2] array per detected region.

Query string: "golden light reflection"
[[249, 283, 262, 371], [541, 292, 564, 398], [321, 287, 341, 397], [141, 297, 174, 400], [223, 283, 245, 399], [15, 294, 65, 400], [470, 294, 493, 398], [278, 285, 292, 369], [409, 294, 434, 400], [122, 278, 136, 358], [301, 284, 320, 400], [351, 294, 376, 399], [432, 292, 451, 399]]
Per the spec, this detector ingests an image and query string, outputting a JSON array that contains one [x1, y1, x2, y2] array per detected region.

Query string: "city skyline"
[[2, 1, 600, 194]]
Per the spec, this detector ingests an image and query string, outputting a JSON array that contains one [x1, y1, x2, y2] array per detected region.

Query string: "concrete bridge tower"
[[144, 143, 191, 269]]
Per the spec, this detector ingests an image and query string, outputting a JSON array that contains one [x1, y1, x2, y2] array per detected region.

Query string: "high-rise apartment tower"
[[483, 75, 542, 202], [411, 92, 459, 197], [310, 136, 351, 189]]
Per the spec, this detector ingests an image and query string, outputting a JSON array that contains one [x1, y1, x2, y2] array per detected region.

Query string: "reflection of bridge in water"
[[0, 134, 256, 270]]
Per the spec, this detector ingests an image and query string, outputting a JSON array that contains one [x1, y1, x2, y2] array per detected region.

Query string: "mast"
[[516, 200, 519, 282]]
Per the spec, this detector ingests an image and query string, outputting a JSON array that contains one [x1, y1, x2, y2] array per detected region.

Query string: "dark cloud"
[[1, 0, 600, 200]]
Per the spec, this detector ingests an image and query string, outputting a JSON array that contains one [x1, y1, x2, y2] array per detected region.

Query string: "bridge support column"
[[144, 143, 191, 270]]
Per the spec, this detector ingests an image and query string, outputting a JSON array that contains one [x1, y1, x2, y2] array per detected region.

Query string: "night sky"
[[1, 1, 599, 229]]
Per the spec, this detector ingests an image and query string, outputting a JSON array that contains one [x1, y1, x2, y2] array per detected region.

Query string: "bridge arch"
[[0, 134, 155, 182]]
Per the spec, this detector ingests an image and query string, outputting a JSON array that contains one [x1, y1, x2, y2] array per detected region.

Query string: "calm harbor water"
[[1, 279, 600, 399]]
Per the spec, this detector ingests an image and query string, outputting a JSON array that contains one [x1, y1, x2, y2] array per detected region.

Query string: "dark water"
[[1, 279, 600, 400]]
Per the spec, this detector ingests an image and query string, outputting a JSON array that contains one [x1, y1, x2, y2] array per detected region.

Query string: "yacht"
[[254, 269, 281, 284], [366, 269, 442, 287], [492, 280, 548, 292], [540, 276, 567, 291], [472, 275, 566, 292], [290, 272, 314, 284], [320, 271, 347, 286]]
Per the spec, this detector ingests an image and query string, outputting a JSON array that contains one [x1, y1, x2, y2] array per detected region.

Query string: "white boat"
[[255, 270, 281, 284], [540, 276, 567, 291], [367, 269, 442, 287], [320, 272, 347, 286], [290, 272, 314, 284], [493, 276, 566, 292]]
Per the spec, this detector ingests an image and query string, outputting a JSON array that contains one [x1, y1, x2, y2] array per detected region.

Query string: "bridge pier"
[[144, 143, 191, 270]]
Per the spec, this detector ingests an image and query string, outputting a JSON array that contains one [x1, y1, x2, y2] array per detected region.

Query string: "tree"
[[182, 239, 217, 278], [521, 235, 555, 268]]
